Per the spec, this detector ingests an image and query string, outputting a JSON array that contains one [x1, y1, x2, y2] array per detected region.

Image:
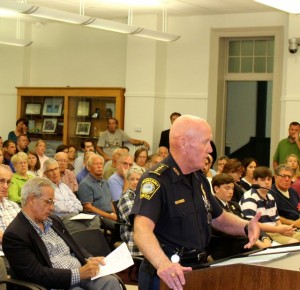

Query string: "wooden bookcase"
[[17, 87, 125, 154]]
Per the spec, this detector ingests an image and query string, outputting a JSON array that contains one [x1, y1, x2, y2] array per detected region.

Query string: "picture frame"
[[42, 98, 63, 116], [42, 118, 58, 133], [75, 122, 91, 136], [77, 101, 90, 117], [25, 103, 42, 115]]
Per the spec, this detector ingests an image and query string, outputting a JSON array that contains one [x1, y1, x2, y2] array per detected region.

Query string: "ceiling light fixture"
[[254, 0, 300, 14], [0, 0, 180, 42], [0, 36, 32, 47]]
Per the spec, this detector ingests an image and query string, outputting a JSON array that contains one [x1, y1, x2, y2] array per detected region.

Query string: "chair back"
[[71, 229, 111, 257]]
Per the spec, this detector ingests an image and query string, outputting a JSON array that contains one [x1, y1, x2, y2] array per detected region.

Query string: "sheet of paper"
[[250, 245, 300, 256], [0, 251, 4, 256], [211, 252, 289, 267], [70, 213, 96, 220], [91, 242, 134, 279]]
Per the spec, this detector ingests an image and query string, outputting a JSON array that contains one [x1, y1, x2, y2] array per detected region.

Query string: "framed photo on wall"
[[25, 103, 42, 115], [75, 122, 91, 136], [77, 101, 90, 117], [42, 98, 63, 116], [42, 118, 58, 133]]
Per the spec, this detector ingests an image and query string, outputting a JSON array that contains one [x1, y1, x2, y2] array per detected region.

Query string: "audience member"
[[157, 146, 169, 159], [0, 136, 3, 148], [273, 121, 300, 170], [240, 166, 300, 244], [146, 154, 163, 169], [239, 157, 257, 191], [0, 164, 21, 249], [43, 159, 82, 217], [222, 158, 245, 202], [0, 148, 4, 164], [271, 164, 300, 228], [216, 155, 229, 174], [108, 153, 134, 201], [67, 144, 77, 171], [56, 144, 69, 153], [76, 151, 95, 184], [16, 134, 29, 153], [55, 152, 78, 193], [77, 155, 117, 222], [133, 148, 148, 170], [209, 173, 271, 260], [158, 112, 181, 149], [96, 117, 149, 162], [103, 147, 129, 180], [285, 154, 300, 183], [74, 139, 95, 175], [7, 117, 30, 144], [27, 150, 41, 176], [3, 140, 16, 173], [8, 152, 34, 204], [118, 167, 145, 256], [35, 139, 49, 176], [3, 177, 120, 289]]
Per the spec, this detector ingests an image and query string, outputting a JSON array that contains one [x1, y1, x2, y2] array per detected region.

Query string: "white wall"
[[1, 11, 300, 160]]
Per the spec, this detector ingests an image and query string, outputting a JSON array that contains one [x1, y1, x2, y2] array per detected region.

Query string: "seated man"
[[55, 151, 78, 193], [271, 164, 300, 227], [77, 155, 117, 222], [76, 151, 95, 184], [157, 146, 169, 159], [107, 153, 134, 201], [240, 166, 300, 244], [0, 164, 20, 249], [2, 177, 120, 289], [209, 173, 271, 260], [74, 139, 95, 175], [43, 159, 83, 217]]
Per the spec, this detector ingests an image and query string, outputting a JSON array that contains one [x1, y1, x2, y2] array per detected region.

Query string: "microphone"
[[251, 184, 277, 195]]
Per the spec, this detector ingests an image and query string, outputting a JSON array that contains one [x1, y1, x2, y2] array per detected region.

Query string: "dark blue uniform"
[[130, 154, 223, 289]]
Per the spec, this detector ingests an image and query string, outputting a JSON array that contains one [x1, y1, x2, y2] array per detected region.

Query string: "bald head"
[[169, 115, 213, 174]]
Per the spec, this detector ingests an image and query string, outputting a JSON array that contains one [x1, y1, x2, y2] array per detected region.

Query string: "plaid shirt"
[[117, 189, 142, 256], [23, 211, 81, 286], [0, 198, 20, 248]]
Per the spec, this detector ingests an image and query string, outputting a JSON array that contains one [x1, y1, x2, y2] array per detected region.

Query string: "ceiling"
[[12, 0, 279, 21]]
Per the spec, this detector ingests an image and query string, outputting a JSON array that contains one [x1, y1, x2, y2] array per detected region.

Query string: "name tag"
[[175, 199, 185, 205]]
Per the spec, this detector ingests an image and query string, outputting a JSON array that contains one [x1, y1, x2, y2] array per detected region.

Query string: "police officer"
[[131, 115, 261, 290]]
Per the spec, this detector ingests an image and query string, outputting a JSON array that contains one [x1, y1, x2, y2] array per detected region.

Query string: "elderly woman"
[[117, 167, 145, 256], [8, 152, 34, 204], [133, 147, 148, 170]]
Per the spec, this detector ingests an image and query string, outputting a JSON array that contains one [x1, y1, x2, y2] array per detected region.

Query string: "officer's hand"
[[157, 260, 192, 290], [244, 212, 261, 249]]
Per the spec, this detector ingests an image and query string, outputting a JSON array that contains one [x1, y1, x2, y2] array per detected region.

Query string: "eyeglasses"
[[15, 161, 28, 166], [37, 196, 55, 205], [278, 174, 293, 179], [55, 159, 68, 163], [0, 178, 12, 186], [44, 167, 60, 174], [120, 161, 133, 167]]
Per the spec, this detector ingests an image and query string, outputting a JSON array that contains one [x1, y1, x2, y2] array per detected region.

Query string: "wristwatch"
[[244, 224, 249, 236]]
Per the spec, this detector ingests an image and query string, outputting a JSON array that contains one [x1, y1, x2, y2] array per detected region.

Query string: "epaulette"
[[149, 164, 169, 176]]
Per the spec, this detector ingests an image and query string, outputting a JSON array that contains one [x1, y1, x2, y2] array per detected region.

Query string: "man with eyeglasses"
[[0, 164, 20, 249], [2, 177, 120, 289], [43, 159, 82, 217], [271, 164, 300, 228], [107, 152, 134, 201], [55, 151, 78, 193], [240, 166, 300, 244]]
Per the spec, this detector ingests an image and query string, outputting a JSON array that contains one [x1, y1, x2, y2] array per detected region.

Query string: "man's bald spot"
[[170, 115, 210, 146]]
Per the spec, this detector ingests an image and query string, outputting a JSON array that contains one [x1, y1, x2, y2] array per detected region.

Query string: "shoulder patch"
[[140, 178, 160, 200], [149, 164, 169, 176]]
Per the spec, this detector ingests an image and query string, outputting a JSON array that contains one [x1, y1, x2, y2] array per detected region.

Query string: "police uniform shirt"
[[130, 154, 223, 252]]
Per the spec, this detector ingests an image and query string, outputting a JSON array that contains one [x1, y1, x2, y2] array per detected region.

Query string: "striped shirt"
[[239, 189, 279, 225]]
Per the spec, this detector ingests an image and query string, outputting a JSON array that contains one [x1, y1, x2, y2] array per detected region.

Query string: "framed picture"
[[77, 101, 90, 117], [25, 103, 41, 115], [76, 122, 91, 136], [42, 98, 63, 116], [42, 118, 58, 133]]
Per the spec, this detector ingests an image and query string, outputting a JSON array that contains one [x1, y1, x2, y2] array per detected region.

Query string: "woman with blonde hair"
[[8, 152, 34, 204], [35, 139, 49, 176], [285, 154, 300, 183]]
